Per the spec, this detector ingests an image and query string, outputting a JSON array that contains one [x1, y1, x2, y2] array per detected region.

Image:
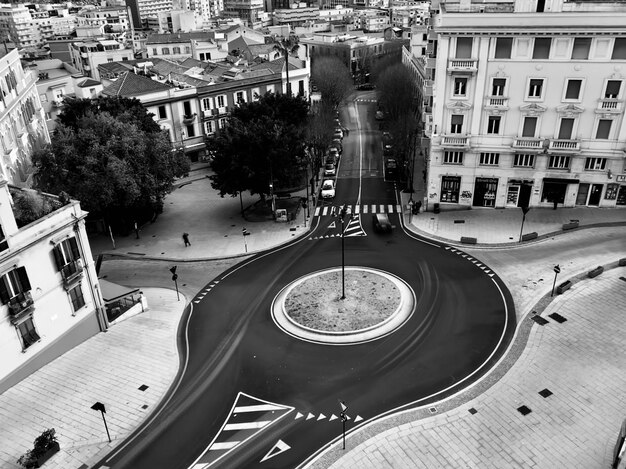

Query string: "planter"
[[562, 222, 579, 231], [618, 258, 626, 266], [556, 281, 572, 294], [460, 236, 477, 244], [587, 266, 604, 278], [34, 441, 60, 468], [521, 232, 538, 241]]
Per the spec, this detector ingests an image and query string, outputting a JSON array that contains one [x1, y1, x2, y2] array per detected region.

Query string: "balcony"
[[8, 291, 35, 324], [512, 137, 543, 150], [61, 259, 84, 289], [182, 113, 197, 125], [447, 59, 478, 75], [423, 80, 433, 97], [596, 99, 623, 114], [442, 135, 470, 147], [485, 96, 509, 110], [203, 109, 212, 118], [549, 139, 581, 152], [52, 99, 64, 107]]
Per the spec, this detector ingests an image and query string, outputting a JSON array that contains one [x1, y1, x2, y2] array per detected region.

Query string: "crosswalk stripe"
[[354, 205, 360, 214], [224, 421, 271, 431], [379, 204, 384, 213], [322, 207, 328, 216], [315, 207, 320, 216], [388, 204, 393, 212], [396, 204, 402, 212], [363, 205, 369, 214]]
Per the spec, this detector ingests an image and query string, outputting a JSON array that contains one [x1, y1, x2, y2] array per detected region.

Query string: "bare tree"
[[377, 63, 419, 122], [312, 56, 353, 109]]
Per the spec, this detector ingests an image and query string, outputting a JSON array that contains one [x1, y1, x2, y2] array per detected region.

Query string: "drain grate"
[[138, 384, 149, 391], [548, 313, 567, 323], [539, 388, 553, 398], [429, 407, 437, 414], [141, 404, 149, 409], [517, 405, 532, 416], [531, 315, 549, 326], [468, 408, 477, 415]]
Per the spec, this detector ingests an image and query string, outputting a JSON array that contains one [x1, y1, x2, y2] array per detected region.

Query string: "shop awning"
[[543, 177, 579, 184], [99, 279, 140, 303]]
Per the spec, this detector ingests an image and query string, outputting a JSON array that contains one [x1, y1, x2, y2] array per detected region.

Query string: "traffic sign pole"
[[551, 264, 561, 297], [242, 228, 250, 253]]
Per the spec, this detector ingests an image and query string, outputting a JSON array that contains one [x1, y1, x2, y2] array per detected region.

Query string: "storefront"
[[473, 177, 498, 207], [617, 175, 626, 206], [441, 176, 461, 203], [575, 183, 604, 206], [506, 179, 533, 208], [541, 177, 579, 205]]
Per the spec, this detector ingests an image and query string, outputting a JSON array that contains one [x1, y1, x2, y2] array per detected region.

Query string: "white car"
[[321, 179, 335, 199]]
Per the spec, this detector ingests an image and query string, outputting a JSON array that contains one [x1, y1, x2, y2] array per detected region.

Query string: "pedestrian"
[[134, 221, 140, 239], [552, 198, 558, 210], [416, 200, 422, 214], [345, 127, 350, 137], [182, 232, 191, 247]]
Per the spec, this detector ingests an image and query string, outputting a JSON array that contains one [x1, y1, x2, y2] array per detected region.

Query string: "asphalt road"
[[96, 93, 516, 469]]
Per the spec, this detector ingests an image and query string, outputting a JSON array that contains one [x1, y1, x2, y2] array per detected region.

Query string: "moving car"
[[372, 213, 392, 233], [375, 110, 384, 120], [321, 180, 335, 199], [324, 163, 336, 177]]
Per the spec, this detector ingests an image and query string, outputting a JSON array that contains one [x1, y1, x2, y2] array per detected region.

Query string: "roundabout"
[[272, 266, 416, 345]]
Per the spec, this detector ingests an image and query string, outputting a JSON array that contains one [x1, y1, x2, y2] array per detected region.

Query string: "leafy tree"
[[32, 97, 189, 233], [272, 34, 300, 96], [311, 56, 353, 109], [208, 93, 309, 201], [305, 104, 335, 179]]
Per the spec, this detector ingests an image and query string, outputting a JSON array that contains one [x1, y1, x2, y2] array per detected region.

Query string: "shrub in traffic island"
[[17, 428, 60, 468]]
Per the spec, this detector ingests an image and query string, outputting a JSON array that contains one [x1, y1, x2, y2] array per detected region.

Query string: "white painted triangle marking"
[[329, 414, 338, 421], [210, 441, 240, 450], [489, 273, 495, 277], [317, 413, 327, 421], [329, 221, 336, 229], [295, 412, 303, 420], [306, 412, 315, 420], [193, 300, 200, 304], [476, 263, 482, 267], [214, 280, 219, 284], [260, 439, 291, 463], [354, 415, 363, 423]]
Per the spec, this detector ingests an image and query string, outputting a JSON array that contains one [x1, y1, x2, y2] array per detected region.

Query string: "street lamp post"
[[519, 206, 530, 242], [338, 206, 349, 299]]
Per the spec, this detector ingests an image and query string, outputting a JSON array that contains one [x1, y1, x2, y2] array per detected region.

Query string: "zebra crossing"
[[315, 204, 402, 217], [444, 246, 495, 278], [355, 98, 377, 103]]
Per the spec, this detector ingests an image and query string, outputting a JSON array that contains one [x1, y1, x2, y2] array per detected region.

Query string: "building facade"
[[0, 181, 107, 394], [419, 0, 626, 210], [0, 49, 50, 187], [68, 38, 135, 80]]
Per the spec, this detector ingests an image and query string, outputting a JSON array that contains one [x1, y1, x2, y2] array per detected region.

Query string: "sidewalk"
[[1, 161, 625, 469]]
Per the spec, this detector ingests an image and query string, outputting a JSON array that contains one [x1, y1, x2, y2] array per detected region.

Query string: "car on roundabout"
[[321, 180, 335, 199], [372, 213, 392, 233]]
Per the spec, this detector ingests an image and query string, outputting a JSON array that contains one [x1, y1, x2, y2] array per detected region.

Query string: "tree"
[[208, 93, 309, 201], [311, 56, 353, 109], [272, 34, 300, 96], [305, 104, 335, 179], [32, 97, 190, 233]]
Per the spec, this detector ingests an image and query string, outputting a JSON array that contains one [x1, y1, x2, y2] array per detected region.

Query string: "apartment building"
[[75, 5, 130, 33], [68, 37, 135, 80], [0, 181, 107, 394], [413, 0, 626, 210], [125, 0, 173, 30], [354, 9, 390, 32], [0, 4, 42, 48], [0, 49, 50, 187], [146, 31, 227, 61]]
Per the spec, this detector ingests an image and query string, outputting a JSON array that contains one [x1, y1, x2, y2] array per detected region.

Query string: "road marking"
[[396, 204, 402, 212], [315, 207, 320, 216], [295, 412, 303, 419], [354, 205, 360, 214], [224, 421, 271, 431], [363, 205, 369, 214], [306, 412, 315, 420], [354, 415, 363, 423], [260, 440, 291, 462], [388, 204, 393, 212], [317, 413, 327, 420], [329, 414, 338, 421], [329, 221, 336, 229], [322, 207, 329, 216], [210, 441, 239, 450], [234, 404, 285, 413]]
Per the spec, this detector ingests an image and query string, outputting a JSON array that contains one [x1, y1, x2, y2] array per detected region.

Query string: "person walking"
[[416, 200, 422, 214], [182, 232, 191, 247]]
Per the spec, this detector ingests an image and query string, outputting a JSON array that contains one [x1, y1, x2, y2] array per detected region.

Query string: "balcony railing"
[[203, 109, 212, 118], [486, 96, 508, 107], [61, 259, 84, 289], [8, 291, 34, 323], [447, 59, 478, 74], [442, 135, 469, 147], [549, 139, 580, 152], [597, 99, 622, 112], [512, 137, 542, 149]]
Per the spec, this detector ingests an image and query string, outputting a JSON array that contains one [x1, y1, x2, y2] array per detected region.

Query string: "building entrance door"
[[588, 184, 603, 206], [519, 184, 531, 208], [473, 178, 498, 207], [576, 183, 589, 205], [506, 186, 519, 207]]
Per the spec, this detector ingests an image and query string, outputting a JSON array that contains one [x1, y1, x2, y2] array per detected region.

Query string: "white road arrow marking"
[[317, 413, 326, 421], [260, 439, 291, 462], [329, 414, 338, 421], [306, 412, 315, 420], [295, 412, 303, 419], [328, 221, 336, 229], [354, 415, 363, 423]]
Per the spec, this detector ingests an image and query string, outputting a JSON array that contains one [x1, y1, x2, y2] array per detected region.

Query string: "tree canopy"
[[208, 92, 310, 199], [311, 56, 353, 109], [32, 96, 190, 232]]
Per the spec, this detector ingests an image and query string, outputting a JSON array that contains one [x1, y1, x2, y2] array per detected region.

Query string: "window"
[[441, 176, 461, 202], [443, 151, 464, 164], [185, 46, 191, 54], [299, 80, 304, 96], [183, 101, 192, 116], [218, 118, 227, 129], [205, 120, 214, 134], [492, 78, 506, 96], [495, 38, 513, 59], [236, 91, 244, 103], [612, 38, 626, 60], [558, 118, 574, 139], [514, 153, 535, 167], [39, 93, 47, 103], [450, 114, 463, 134], [533, 38, 551, 59], [172, 47, 180, 54], [202, 98, 212, 110], [522, 117, 537, 137], [585, 157, 607, 170], [152, 48, 158, 55], [217, 95, 226, 108], [0, 267, 31, 303], [107, 58, 113, 63], [17, 317, 40, 349], [162, 47, 170, 55], [548, 155, 571, 169], [596, 120, 612, 139], [571, 38, 591, 59], [52, 237, 81, 272], [487, 116, 501, 134], [158, 105, 166, 119], [605, 80, 621, 99], [453, 77, 467, 96], [528, 79, 544, 98], [186, 124, 195, 138], [480, 152, 500, 165], [564, 79, 582, 100], [455, 37, 473, 58], [0, 225, 7, 252], [69, 284, 85, 312]]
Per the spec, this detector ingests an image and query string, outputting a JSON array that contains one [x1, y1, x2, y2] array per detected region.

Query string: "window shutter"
[[16, 267, 31, 292], [0, 276, 10, 304], [52, 245, 65, 271], [69, 237, 81, 260]]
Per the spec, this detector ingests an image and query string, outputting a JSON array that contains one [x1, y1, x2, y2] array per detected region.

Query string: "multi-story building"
[[125, 0, 173, 30], [76, 5, 130, 33], [389, 2, 429, 28], [415, 0, 626, 210], [68, 37, 135, 80], [146, 31, 227, 61], [0, 49, 50, 187], [0, 180, 107, 394], [354, 9, 390, 32], [273, 5, 320, 27], [222, 0, 265, 27], [0, 4, 42, 48]]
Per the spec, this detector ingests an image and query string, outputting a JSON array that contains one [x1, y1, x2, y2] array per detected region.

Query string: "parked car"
[[324, 163, 336, 177], [333, 129, 344, 139], [331, 140, 343, 153], [382, 131, 392, 144], [329, 147, 340, 162], [321, 180, 335, 199], [375, 110, 384, 120], [372, 213, 392, 233]]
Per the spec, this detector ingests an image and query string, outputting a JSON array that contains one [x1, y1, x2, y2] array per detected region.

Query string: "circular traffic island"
[[272, 267, 415, 345]]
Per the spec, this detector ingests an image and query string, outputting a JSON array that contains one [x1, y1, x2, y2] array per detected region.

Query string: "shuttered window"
[[0, 267, 31, 304]]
